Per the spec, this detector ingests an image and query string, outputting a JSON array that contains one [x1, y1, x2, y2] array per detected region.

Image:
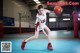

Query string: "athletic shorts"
[[35, 19, 46, 31]]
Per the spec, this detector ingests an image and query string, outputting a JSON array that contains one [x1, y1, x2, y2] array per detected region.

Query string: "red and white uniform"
[[35, 8, 50, 31]]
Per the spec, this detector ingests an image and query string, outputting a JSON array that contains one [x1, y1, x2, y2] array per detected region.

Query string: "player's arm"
[[45, 9, 54, 13], [36, 14, 42, 26]]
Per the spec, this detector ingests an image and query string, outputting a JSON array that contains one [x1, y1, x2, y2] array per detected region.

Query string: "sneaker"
[[47, 42, 53, 50], [21, 40, 26, 50]]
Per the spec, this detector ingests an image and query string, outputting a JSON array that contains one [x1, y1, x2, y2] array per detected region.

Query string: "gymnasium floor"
[[0, 30, 80, 53]]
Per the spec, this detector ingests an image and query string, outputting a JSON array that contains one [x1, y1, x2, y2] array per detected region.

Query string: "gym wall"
[[29, 4, 47, 10], [3, 0, 32, 34]]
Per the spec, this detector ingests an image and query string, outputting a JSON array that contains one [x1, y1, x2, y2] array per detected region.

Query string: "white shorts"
[[35, 14, 46, 31], [35, 21, 46, 31]]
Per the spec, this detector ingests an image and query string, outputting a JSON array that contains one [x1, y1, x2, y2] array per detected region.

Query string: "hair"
[[38, 5, 43, 9]]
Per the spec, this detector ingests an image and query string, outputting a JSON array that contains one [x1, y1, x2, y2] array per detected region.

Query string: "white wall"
[[3, 0, 31, 28]]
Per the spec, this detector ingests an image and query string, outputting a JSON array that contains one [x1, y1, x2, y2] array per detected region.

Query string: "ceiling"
[[22, 0, 47, 6]]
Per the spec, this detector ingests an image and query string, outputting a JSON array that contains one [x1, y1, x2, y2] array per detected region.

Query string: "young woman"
[[21, 5, 53, 50]]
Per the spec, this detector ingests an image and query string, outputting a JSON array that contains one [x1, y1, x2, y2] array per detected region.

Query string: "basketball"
[[54, 6, 63, 14]]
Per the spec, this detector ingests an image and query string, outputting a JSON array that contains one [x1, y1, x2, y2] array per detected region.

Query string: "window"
[[78, 14, 80, 17], [49, 18, 56, 22], [78, 18, 80, 21], [62, 18, 70, 21]]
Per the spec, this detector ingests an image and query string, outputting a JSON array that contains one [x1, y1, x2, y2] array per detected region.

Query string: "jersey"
[[35, 8, 50, 31], [35, 8, 50, 24]]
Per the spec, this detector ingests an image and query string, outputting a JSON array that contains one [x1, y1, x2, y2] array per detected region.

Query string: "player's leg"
[[24, 30, 39, 42], [39, 23, 51, 43], [41, 28, 50, 42], [43, 25, 53, 50], [44, 25, 51, 42], [39, 20, 53, 50], [21, 22, 39, 50]]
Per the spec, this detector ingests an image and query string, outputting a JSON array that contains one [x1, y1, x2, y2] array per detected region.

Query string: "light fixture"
[[34, 0, 38, 1], [78, 13, 80, 17], [35, 1, 40, 4], [33, 0, 40, 4], [78, 18, 80, 21], [63, 18, 70, 21]]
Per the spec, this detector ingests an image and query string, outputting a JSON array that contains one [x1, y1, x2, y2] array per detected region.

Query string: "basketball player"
[[21, 5, 53, 50]]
